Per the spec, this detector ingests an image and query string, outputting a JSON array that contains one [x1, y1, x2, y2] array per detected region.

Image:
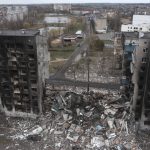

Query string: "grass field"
[[50, 46, 75, 60]]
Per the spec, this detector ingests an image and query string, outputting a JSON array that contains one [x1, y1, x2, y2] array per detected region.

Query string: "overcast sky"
[[0, 0, 149, 4]]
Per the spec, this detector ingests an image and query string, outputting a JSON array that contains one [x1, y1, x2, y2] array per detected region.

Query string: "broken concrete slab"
[[107, 117, 115, 129], [104, 108, 118, 116], [66, 132, 80, 142], [91, 136, 105, 148]]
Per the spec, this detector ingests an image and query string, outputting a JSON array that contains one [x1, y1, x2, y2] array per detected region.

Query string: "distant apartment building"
[[121, 15, 150, 33], [0, 30, 50, 117], [53, 4, 71, 12], [0, 5, 28, 22], [132, 15, 150, 25]]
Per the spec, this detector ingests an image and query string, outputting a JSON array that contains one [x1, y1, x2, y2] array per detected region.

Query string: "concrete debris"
[[107, 132, 117, 139], [28, 126, 43, 135], [91, 136, 105, 148], [115, 144, 127, 150], [3, 90, 140, 149], [54, 131, 64, 135], [11, 125, 43, 141], [104, 108, 118, 115], [107, 118, 115, 129], [96, 125, 104, 133], [66, 133, 80, 142]]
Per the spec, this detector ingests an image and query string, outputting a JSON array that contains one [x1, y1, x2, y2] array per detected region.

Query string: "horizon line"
[[0, 2, 150, 5]]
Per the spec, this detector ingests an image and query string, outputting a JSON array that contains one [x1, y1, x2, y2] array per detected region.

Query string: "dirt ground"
[[65, 47, 121, 84]]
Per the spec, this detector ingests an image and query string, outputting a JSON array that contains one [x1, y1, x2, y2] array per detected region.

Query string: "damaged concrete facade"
[[121, 31, 150, 128], [132, 33, 150, 128], [114, 32, 124, 69], [0, 30, 50, 117]]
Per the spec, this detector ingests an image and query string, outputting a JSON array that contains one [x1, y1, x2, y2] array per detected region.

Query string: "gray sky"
[[0, 0, 149, 4]]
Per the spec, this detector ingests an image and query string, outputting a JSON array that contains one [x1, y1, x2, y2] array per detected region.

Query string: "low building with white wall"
[[121, 24, 150, 33], [121, 15, 150, 33], [132, 15, 150, 25]]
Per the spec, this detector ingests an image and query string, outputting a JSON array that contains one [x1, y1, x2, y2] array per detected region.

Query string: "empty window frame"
[[142, 57, 147, 63], [143, 48, 148, 53]]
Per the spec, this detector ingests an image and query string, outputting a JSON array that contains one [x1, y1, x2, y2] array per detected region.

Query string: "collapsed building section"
[[0, 30, 50, 117]]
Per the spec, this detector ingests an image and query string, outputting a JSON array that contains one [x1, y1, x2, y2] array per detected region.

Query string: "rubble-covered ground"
[[0, 89, 149, 150], [0, 45, 149, 150], [65, 48, 120, 84]]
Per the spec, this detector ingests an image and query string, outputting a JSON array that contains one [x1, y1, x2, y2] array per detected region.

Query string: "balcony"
[[124, 44, 136, 53], [124, 53, 132, 61]]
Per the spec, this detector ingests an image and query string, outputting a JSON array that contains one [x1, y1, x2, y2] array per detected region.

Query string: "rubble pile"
[[7, 90, 141, 150]]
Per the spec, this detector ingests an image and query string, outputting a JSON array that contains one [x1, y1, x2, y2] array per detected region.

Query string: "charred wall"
[[0, 32, 50, 117]]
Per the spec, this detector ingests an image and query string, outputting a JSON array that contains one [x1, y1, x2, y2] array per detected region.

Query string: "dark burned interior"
[[0, 36, 39, 114]]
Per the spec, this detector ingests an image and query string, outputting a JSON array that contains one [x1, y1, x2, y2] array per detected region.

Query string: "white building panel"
[[132, 15, 150, 25], [121, 24, 150, 33]]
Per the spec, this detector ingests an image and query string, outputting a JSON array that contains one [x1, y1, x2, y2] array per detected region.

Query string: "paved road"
[[52, 18, 91, 78], [54, 40, 88, 78], [46, 78, 120, 90], [97, 32, 115, 41]]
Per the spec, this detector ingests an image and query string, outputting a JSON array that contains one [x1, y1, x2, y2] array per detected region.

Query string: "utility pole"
[[72, 63, 76, 90], [87, 15, 92, 92], [58, 17, 61, 36], [87, 54, 90, 92]]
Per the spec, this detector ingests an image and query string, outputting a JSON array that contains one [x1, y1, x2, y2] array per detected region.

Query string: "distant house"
[[71, 10, 90, 16], [75, 30, 84, 38], [51, 39, 62, 48], [107, 12, 115, 18], [95, 18, 107, 34], [71, 10, 81, 15], [62, 35, 77, 45], [53, 4, 71, 12], [81, 11, 91, 16]]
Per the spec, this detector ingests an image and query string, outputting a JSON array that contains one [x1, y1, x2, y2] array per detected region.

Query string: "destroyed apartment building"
[[121, 31, 150, 129], [0, 30, 50, 117]]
